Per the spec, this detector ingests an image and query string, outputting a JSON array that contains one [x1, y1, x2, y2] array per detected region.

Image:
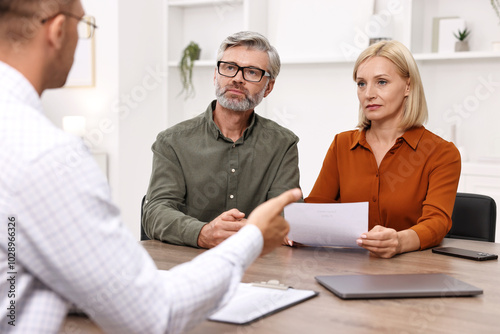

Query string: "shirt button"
[[230, 195, 234, 199], [231, 169, 236, 173], [232, 144, 236, 148]]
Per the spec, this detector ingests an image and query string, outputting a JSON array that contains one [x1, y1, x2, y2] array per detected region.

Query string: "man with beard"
[[143, 31, 300, 248]]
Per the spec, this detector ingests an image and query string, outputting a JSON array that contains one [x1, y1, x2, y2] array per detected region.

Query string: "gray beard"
[[215, 80, 267, 112]]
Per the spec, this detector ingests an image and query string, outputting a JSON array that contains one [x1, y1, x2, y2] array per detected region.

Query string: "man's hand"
[[356, 225, 420, 258], [248, 188, 302, 256], [198, 209, 247, 248]]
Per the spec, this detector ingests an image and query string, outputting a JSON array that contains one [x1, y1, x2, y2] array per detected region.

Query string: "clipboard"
[[209, 280, 319, 325]]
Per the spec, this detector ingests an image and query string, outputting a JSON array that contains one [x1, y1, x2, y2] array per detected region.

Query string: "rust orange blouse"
[[305, 127, 461, 250]]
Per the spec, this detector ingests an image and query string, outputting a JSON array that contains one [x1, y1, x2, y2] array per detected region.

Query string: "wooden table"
[[62, 238, 500, 333]]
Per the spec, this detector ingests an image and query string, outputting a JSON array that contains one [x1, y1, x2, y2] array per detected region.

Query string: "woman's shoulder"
[[334, 129, 362, 143], [322, 129, 365, 156], [420, 127, 461, 160], [421, 127, 456, 146]]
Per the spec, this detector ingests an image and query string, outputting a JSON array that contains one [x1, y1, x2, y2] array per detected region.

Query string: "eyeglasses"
[[41, 11, 97, 39], [217, 61, 271, 82]]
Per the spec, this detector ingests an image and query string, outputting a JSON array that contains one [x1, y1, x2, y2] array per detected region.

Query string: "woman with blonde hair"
[[304, 40, 461, 258]]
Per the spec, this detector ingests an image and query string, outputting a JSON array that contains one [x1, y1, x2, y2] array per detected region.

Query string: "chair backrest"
[[447, 192, 496, 242], [140, 195, 150, 241]]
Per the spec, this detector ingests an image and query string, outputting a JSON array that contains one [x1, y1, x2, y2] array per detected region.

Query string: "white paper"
[[285, 202, 368, 247], [209, 283, 317, 324]]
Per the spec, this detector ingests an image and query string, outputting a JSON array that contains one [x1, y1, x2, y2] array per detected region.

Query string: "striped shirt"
[[0, 61, 262, 333]]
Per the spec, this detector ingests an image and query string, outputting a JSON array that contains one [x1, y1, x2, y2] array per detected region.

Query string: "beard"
[[215, 80, 267, 112]]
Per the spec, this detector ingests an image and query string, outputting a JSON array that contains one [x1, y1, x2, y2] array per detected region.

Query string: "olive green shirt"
[[143, 101, 300, 247]]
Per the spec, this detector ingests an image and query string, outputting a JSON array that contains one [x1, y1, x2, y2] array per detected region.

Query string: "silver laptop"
[[315, 273, 483, 299]]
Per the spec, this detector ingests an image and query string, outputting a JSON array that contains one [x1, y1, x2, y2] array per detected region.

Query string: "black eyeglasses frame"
[[217, 61, 271, 82], [40, 11, 97, 39]]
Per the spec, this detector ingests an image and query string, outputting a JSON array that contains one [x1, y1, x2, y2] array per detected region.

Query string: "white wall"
[[42, 0, 119, 190], [42, 0, 121, 214], [116, 1, 168, 238], [42, 0, 167, 239]]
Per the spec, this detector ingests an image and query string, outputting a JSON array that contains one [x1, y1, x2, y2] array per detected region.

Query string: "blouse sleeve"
[[410, 141, 461, 249]]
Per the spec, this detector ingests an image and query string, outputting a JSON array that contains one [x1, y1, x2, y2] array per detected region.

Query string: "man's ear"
[[263, 79, 275, 98], [46, 15, 66, 50]]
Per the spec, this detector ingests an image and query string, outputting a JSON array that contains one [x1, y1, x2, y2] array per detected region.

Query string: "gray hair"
[[216, 31, 281, 79]]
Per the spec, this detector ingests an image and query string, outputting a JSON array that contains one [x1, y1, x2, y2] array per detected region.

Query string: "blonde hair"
[[353, 40, 428, 130]]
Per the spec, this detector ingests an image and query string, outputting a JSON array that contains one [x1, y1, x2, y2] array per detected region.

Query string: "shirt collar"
[[205, 100, 220, 139], [205, 100, 257, 141], [242, 111, 256, 140], [350, 126, 426, 150], [0, 61, 43, 113], [350, 129, 366, 150], [400, 126, 426, 150]]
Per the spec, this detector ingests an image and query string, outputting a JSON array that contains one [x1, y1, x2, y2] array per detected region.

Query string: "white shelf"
[[279, 52, 500, 64], [168, 51, 500, 67], [414, 51, 500, 61], [168, 0, 242, 8]]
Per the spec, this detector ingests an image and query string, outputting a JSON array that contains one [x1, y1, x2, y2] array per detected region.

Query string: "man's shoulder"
[[1, 103, 76, 158], [157, 112, 206, 140], [255, 114, 298, 142], [0, 103, 88, 192]]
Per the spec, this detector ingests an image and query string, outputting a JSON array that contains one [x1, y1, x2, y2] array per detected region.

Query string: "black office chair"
[[447, 192, 497, 242], [140, 195, 150, 241]]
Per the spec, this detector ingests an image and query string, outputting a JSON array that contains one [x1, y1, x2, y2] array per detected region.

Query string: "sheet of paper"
[[285, 202, 368, 247], [209, 283, 317, 325]]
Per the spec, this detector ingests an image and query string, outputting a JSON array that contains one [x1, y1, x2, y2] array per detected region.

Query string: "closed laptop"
[[315, 273, 483, 299]]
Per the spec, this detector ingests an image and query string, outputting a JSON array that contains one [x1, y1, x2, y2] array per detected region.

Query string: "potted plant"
[[453, 27, 470, 52], [178, 41, 201, 99], [492, 0, 500, 23]]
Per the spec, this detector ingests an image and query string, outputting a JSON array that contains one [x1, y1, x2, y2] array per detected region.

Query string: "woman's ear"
[[404, 78, 410, 97]]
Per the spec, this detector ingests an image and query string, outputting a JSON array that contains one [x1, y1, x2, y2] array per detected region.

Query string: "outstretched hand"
[[248, 188, 302, 256]]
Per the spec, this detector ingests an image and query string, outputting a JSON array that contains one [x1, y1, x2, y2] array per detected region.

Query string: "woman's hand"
[[356, 225, 420, 258], [283, 236, 294, 246]]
